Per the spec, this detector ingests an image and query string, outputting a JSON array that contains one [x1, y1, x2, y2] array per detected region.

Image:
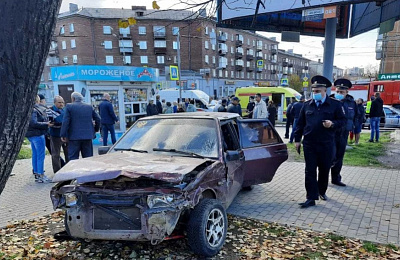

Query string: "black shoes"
[[368, 139, 374, 142], [319, 194, 328, 201], [332, 181, 347, 187], [299, 199, 316, 208]]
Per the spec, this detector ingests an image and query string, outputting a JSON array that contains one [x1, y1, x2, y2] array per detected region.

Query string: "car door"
[[384, 107, 400, 127], [220, 121, 245, 206], [237, 119, 288, 187]]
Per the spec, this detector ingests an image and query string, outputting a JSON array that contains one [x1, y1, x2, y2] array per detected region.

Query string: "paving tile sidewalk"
[[1, 156, 400, 246], [228, 162, 400, 245]]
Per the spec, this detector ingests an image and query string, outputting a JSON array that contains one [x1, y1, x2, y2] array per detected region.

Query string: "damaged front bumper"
[[51, 185, 191, 243]]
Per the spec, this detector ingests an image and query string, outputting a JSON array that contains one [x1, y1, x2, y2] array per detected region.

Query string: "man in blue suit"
[[61, 92, 101, 160], [99, 93, 119, 146]]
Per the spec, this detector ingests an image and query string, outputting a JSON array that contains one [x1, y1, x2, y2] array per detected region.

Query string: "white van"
[[158, 88, 212, 111]]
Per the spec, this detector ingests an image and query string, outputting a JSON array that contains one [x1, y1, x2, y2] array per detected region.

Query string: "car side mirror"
[[225, 150, 240, 161], [98, 146, 111, 155]]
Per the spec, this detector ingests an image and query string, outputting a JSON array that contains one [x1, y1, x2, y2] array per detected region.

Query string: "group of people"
[[292, 75, 383, 208], [146, 95, 197, 116], [26, 92, 118, 183]]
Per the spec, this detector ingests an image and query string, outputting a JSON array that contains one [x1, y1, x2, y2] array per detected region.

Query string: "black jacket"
[[268, 105, 277, 122], [341, 95, 358, 131], [26, 104, 49, 137], [227, 104, 242, 116], [369, 97, 383, 118], [290, 101, 304, 119], [99, 99, 118, 124], [156, 100, 163, 114], [355, 103, 365, 124], [294, 97, 346, 143], [147, 104, 159, 116]]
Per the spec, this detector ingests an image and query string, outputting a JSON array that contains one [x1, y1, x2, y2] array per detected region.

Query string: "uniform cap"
[[334, 78, 352, 90], [311, 75, 332, 88], [232, 97, 240, 101]]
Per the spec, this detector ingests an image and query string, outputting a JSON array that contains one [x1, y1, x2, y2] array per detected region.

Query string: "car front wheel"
[[187, 199, 227, 257]]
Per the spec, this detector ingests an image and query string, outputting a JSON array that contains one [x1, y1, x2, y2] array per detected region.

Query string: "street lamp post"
[[177, 29, 183, 102]]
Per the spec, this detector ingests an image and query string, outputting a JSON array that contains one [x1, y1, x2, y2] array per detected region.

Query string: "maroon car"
[[50, 112, 287, 256]]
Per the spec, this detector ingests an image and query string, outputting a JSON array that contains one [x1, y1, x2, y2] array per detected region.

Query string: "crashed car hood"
[[52, 152, 210, 184]]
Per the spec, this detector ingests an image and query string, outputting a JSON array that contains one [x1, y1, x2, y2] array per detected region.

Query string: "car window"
[[239, 121, 278, 148], [221, 122, 239, 151], [384, 108, 394, 116], [113, 118, 219, 158]]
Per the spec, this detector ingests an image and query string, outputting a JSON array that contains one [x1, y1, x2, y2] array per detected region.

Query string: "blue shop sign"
[[51, 65, 159, 82]]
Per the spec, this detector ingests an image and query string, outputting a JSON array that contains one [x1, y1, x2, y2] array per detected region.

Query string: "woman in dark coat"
[[267, 100, 277, 127]]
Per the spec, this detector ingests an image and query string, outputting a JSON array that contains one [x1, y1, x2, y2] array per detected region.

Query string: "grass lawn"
[[17, 138, 32, 160], [287, 132, 391, 167]]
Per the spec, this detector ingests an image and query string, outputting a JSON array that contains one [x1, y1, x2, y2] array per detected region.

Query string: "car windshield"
[[391, 107, 400, 114], [113, 118, 219, 158]]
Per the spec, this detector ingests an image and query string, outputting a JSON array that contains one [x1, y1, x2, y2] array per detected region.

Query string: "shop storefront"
[[51, 65, 159, 141]]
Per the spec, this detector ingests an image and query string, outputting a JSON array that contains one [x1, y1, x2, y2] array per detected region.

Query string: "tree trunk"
[[0, 0, 62, 195]]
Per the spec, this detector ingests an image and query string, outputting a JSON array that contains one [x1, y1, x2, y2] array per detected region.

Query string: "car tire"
[[187, 199, 227, 257]]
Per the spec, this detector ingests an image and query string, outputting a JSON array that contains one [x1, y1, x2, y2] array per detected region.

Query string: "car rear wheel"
[[187, 199, 227, 257]]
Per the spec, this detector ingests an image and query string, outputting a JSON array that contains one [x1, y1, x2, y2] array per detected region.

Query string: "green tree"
[[0, 0, 62, 195], [288, 74, 303, 92]]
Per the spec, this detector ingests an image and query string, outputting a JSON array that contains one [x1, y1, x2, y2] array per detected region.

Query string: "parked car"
[[363, 105, 400, 129], [50, 113, 288, 257]]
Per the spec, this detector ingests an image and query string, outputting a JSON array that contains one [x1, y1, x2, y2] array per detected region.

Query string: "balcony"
[[154, 47, 167, 54], [235, 52, 243, 59], [271, 70, 276, 74], [271, 58, 277, 63], [257, 67, 263, 73], [217, 35, 227, 42], [256, 44, 263, 50], [304, 66, 309, 70], [235, 65, 243, 71], [282, 61, 288, 67], [256, 52, 263, 60], [235, 40, 243, 47], [271, 49, 277, 54], [247, 67, 254, 72], [120, 47, 133, 53], [218, 49, 227, 56], [246, 54, 254, 61], [288, 63, 293, 68], [48, 47, 58, 56]]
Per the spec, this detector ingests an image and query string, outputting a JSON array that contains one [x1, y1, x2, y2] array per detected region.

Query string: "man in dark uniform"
[[294, 75, 346, 208], [330, 79, 358, 187]]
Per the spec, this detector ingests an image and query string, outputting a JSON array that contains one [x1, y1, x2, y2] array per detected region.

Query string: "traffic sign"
[[303, 81, 309, 87], [170, 66, 179, 80], [257, 60, 264, 68], [303, 76, 308, 81], [280, 78, 289, 86]]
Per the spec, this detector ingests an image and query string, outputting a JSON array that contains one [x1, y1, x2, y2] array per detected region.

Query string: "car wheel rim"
[[205, 208, 225, 248]]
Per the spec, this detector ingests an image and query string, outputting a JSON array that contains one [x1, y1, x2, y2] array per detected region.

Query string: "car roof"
[[142, 112, 240, 121]]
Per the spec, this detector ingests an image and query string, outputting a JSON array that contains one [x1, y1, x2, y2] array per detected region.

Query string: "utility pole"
[[177, 29, 183, 102]]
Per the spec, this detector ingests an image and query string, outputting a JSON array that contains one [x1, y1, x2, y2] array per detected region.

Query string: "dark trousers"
[[303, 141, 335, 200], [50, 136, 69, 173], [68, 140, 93, 161], [331, 130, 349, 183], [101, 124, 116, 146], [285, 117, 293, 138]]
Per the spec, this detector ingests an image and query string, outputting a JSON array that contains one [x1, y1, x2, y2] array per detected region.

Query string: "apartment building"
[[378, 20, 400, 74], [309, 59, 344, 80], [41, 4, 286, 98], [277, 49, 311, 79]]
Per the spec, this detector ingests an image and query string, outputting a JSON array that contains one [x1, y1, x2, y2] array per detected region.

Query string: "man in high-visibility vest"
[[365, 96, 375, 114]]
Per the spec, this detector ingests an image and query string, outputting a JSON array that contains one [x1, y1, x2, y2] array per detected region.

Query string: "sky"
[[60, 0, 381, 71]]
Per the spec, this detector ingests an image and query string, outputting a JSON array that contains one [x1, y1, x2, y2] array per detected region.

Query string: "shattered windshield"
[[113, 118, 219, 158]]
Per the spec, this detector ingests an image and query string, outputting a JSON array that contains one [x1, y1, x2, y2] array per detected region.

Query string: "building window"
[[70, 39, 76, 48], [106, 56, 114, 64], [60, 26, 65, 35], [104, 41, 113, 49], [153, 26, 166, 37], [41, 74, 44, 81], [45, 58, 50, 66], [138, 26, 146, 35], [173, 56, 177, 63], [247, 72, 250, 78], [205, 27, 209, 35], [172, 27, 179, 35], [157, 56, 165, 64], [140, 56, 148, 64], [72, 55, 78, 64], [241, 71, 244, 78], [61, 41, 66, 50], [123, 56, 131, 64], [231, 71, 234, 78], [69, 23, 74, 33], [212, 44, 215, 50], [173, 41, 179, 50], [212, 56, 216, 64], [139, 41, 147, 49], [103, 26, 111, 35], [231, 46, 234, 54], [253, 40, 256, 47], [63, 56, 68, 64], [48, 72, 52, 81], [119, 27, 130, 36], [212, 69, 216, 77], [231, 34, 234, 41], [219, 70, 223, 77], [154, 40, 166, 47], [205, 55, 209, 64], [225, 71, 228, 78], [205, 41, 209, 49]]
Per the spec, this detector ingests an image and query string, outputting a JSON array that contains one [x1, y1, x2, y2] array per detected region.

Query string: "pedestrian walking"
[[38, 94, 53, 156], [246, 96, 255, 118], [267, 100, 277, 126], [218, 99, 228, 112], [186, 100, 197, 112], [369, 92, 383, 142], [227, 97, 242, 116], [26, 95, 53, 183], [294, 75, 346, 208], [146, 100, 159, 116], [163, 102, 174, 114], [252, 93, 268, 119], [156, 95, 163, 114], [353, 98, 365, 145], [284, 98, 295, 138], [61, 92, 101, 161], [48, 96, 68, 174], [99, 93, 119, 146], [289, 96, 305, 143], [330, 79, 358, 187], [172, 102, 178, 113]]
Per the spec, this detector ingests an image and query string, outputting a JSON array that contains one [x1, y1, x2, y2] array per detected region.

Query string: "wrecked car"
[[51, 112, 288, 256]]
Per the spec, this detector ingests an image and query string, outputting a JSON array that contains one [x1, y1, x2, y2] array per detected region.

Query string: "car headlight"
[[65, 193, 78, 207], [147, 194, 174, 209]]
